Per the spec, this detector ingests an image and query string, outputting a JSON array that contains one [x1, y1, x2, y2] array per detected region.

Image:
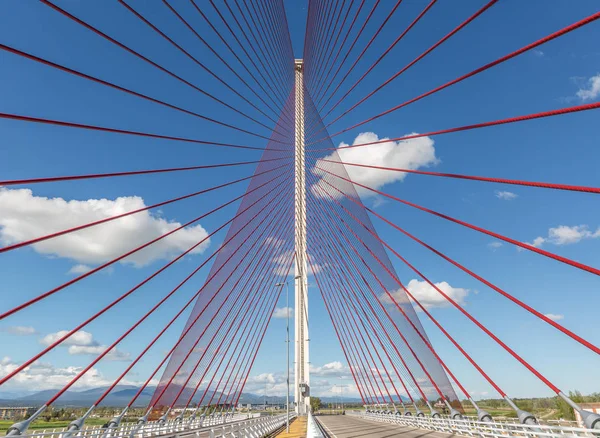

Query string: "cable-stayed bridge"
[[0, 1, 599, 437]]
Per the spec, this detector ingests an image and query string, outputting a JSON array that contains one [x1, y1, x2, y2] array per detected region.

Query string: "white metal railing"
[[209, 412, 296, 438], [306, 412, 325, 438], [17, 413, 258, 438], [347, 410, 600, 437]]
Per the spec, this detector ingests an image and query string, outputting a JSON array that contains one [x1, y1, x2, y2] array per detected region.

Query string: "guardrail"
[[306, 412, 325, 438], [347, 410, 600, 437], [209, 413, 296, 438], [15, 413, 259, 438]]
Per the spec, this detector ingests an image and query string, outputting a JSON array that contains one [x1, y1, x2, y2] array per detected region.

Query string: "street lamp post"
[[339, 377, 345, 414], [276, 276, 300, 433]]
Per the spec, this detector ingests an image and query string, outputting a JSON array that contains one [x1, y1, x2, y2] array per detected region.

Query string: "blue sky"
[[0, 0, 599, 404]]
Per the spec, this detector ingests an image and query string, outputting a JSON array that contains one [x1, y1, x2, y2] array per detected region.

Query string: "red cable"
[[236, 0, 290, 89], [0, 43, 276, 136], [40, 0, 279, 141], [183, 243, 289, 409], [45, 183, 291, 406], [228, 254, 295, 407], [232, 256, 295, 407], [316, 0, 383, 112], [187, 2, 285, 125], [306, 0, 343, 90], [0, 157, 285, 187], [310, 193, 483, 399], [348, 197, 600, 356], [319, 167, 600, 277], [329, 0, 498, 124], [167, 207, 292, 408], [306, 0, 352, 95], [161, 0, 288, 130], [0, 112, 289, 151], [310, 234, 414, 404], [311, 0, 365, 104], [0, 170, 287, 321], [309, 258, 368, 405], [317, 176, 566, 395], [328, 11, 600, 135], [148, 185, 292, 406], [0, 164, 289, 254], [318, 264, 385, 404], [309, 194, 446, 403], [313, 269, 376, 404], [325, 0, 438, 119], [326, 273, 395, 405], [309, 227, 420, 403], [315, 101, 600, 150], [0, 175, 288, 388], [205, 0, 290, 115], [322, 159, 600, 194], [230, 0, 290, 99]]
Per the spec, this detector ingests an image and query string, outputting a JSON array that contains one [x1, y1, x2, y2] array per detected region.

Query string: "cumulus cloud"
[[0, 188, 210, 268], [310, 361, 350, 378], [488, 241, 503, 250], [244, 372, 288, 395], [527, 225, 600, 248], [385, 279, 469, 309], [313, 132, 438, 198], [39, 330, 129, 361], [68, 345, 130, 361], [544, 313, 564, 321], [0, 356, 151, 391], [68, 264, 92, 275], [272, 307, 293, 319], [576, 73, 600, 101], [271, 250, 294, 276], [1, 326, 37, 336], [495, 190, 518, 201], [40, 330, 96, 347], [532, 50, 544, 57]]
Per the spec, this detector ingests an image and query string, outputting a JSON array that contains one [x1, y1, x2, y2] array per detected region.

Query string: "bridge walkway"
[[275, 416, 307, 437]]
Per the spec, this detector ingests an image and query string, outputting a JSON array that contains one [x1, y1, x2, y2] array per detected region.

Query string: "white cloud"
[[495, 190, 518, 201], [385, 279, 469, 309], [532, 50, 544, 57], [68, 345, 130, 361], [1, 326, 37, 336], [0, 188, 210, 268], [40, 330, 96, 347], [272, 307, 293, 319], [39, 330, 129, 361], [488, 241, 503, 250], [310, 361, 350, 378], [271, 250, 294, 276], [0, 356, 152, 391], [544, 313, 564, 321], [527, 225, 600, 248], [370, 196, 387, 208], [313, 132, 437, 198], [68, 264, 92, 275], [576, 73, 600, 101]]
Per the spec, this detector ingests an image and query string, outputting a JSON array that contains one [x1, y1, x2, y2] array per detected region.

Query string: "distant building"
[[0, 407, 37, 420]]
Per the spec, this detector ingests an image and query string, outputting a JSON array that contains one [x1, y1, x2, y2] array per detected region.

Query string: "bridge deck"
[[316, 415, 456, 438], [276, 416, 307, 437]]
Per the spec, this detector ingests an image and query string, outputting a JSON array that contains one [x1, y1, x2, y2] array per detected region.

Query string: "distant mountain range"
[[0, 386, 361, 407]]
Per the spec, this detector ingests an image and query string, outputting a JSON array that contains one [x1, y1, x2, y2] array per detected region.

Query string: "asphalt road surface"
[[316, 415, 457, 438]]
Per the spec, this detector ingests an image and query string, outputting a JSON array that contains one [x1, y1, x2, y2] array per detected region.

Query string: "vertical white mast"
[[294, 58, 310, 415]]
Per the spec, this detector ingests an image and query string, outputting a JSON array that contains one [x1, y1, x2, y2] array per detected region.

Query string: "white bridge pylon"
[[294, 58, 310, 415]]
